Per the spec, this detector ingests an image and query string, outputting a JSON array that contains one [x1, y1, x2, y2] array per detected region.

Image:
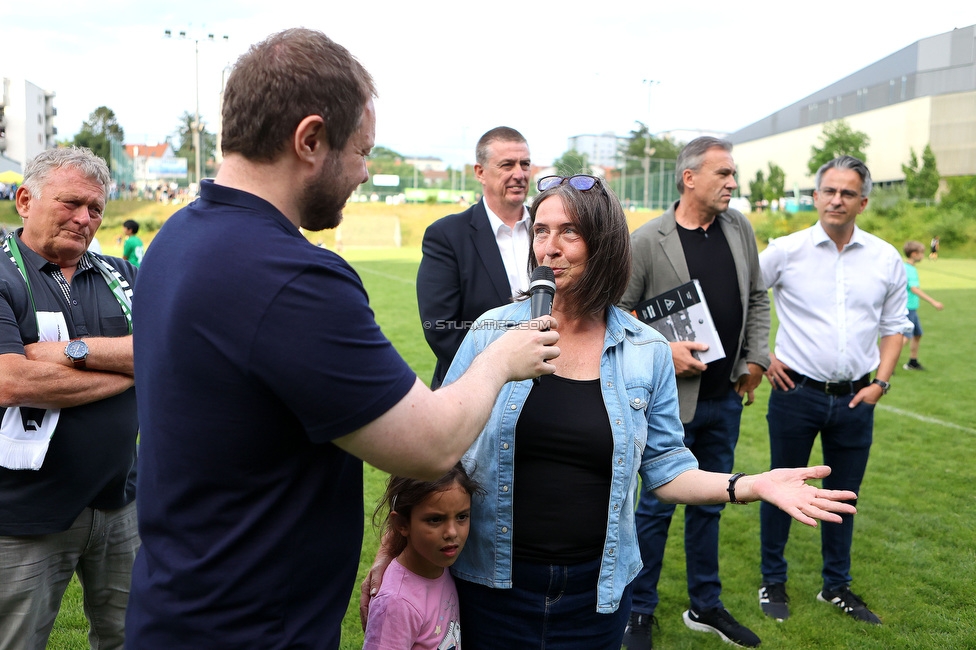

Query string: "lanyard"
[[3, 233, 133, 335]]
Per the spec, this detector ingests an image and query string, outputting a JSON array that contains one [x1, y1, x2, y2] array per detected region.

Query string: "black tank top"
[[513, 374, 613, 563]]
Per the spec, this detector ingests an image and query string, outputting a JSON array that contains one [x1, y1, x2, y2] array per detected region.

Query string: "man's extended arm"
[[334, 318, 559, 481]]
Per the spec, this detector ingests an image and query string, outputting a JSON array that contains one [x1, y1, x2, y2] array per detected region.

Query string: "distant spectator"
[[122, 220, 144, 268], [902, 240, 944, 371], [928, 235, 939, 261]]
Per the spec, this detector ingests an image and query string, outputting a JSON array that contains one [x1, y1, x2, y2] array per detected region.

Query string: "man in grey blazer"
[[417, 127, 532, 388], [619, 137, 770, 649]]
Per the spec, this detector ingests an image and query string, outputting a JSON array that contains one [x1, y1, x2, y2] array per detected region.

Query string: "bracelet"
[[727, 472, 748, 504]]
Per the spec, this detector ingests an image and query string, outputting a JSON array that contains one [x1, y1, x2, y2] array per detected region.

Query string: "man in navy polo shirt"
[[0, 147, 138, 650], [126, 28, 559, 650]]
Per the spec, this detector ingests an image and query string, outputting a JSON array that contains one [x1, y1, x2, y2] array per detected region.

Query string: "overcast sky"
[[3, 1, 972, 167]]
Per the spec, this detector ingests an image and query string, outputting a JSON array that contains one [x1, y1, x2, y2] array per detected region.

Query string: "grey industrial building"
[[730, 23, 976, 197]]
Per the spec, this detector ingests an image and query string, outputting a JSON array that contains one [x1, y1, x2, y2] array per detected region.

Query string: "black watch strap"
[[728, 472, 748, 504]]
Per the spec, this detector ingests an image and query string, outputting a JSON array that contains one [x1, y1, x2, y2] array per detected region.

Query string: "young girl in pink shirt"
[[364, 463, 482, 650]]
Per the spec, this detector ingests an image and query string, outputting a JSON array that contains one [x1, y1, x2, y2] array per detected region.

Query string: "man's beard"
[[299, 153, 350, 232]]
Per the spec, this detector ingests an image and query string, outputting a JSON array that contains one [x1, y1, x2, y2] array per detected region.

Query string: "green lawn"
[[50, 252, 976, 649]]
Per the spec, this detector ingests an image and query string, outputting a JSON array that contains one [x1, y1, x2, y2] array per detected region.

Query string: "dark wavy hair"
[[527, 179, 632, 319], [221, 28, 376, 162], [372, 462, 484, 559]]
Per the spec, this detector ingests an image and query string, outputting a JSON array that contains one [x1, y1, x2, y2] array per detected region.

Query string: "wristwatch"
[[871, 378, 891, 395], [64, 339, 89, 369]]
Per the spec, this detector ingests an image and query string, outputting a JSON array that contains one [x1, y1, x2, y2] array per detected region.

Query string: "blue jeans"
[[631, 388, 743, 616], [455, 557, 632, 649], [760, 384, 872, 591], [0, 501, 140, 650]]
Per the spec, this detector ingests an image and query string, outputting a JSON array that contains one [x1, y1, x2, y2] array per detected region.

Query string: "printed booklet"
[[632, 280, 726, 364]]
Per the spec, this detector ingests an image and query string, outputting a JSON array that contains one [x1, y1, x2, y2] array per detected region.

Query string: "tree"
[[619, 122, 682, 173], [807, 120, 869, 175], [901, 144, 940, 200], [363, 146, 420, 191], [749, 170, 766, 208], [940, 176, 976, 211], [766, 162, 786, 201], [174, 112, 217, 181], [73, 106, 124, 162], [553, 149, 591, 176]]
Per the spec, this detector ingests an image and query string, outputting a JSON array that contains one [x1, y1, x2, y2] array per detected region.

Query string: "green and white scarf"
[[0, 233, 132, 470]]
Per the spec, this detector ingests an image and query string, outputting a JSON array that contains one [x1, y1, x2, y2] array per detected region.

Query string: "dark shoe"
[[817, 586, 882, 625], [759, 582, 790, 621], [683, 607, 761, 647], [903, 361, 925, 371], [622, 612, 657, 649]]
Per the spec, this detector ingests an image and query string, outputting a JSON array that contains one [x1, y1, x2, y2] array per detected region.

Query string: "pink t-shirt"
[[363, 557, 461, 650]]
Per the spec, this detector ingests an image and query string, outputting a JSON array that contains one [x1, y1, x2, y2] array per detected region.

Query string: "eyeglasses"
[[537, 175, 601, 193], [818, 187, 861, 201]]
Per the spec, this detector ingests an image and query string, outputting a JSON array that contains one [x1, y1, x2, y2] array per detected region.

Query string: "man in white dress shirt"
[[757, 155, 910, 626], [416, 127, 533, 387]]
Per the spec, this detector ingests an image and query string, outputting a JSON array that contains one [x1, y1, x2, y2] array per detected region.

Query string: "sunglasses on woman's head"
[[537, 175, 601, 192]]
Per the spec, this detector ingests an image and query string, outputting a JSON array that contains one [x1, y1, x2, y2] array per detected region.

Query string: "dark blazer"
[[417, 200, 514, 388], [620, 202, 770, 422]]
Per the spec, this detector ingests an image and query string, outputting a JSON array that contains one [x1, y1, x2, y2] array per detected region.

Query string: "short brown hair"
[[475, 127, 527, 167], [528, 179, 632, 319], [221, 28, 376, 162], [904, 240, 925, 256]]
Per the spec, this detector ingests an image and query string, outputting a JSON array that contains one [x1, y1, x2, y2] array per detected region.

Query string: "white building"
[[124, 143, 187, 186], [0, 77, 58, 173], [404, 156, 448, 172], [566, 132, 630, 169]]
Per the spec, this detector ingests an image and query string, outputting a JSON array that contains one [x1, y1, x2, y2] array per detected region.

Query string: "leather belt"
[[786, 369, 871, 395]]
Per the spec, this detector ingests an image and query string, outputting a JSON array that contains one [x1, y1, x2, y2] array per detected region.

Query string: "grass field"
[[48, 250, 976, 649], [6, 187, 974, 646], [343, 251, 976, 650]]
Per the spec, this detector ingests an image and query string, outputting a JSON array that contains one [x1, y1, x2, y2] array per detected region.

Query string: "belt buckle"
[[824, 380, 851, 396]]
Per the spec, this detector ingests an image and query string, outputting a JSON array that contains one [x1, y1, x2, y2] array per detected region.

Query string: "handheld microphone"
[[529, 266, 556, 326], [528, 266, 556, 387]]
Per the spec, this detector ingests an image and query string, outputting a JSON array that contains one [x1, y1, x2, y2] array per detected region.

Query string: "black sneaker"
[[903, 361, 925, 371], [622, 612, 657, 649], [817, 586, 882, 625], [759, 582, 790, 621], [683, 607, 761, 648]]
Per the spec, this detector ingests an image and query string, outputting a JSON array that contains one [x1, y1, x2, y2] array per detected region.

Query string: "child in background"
[[122, 219, 144, 267], [903, 240, 944, 370], [363, 463, 482, 650]]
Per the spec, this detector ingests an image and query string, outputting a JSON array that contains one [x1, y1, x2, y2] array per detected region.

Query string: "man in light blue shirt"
[[758, 156, 911, 626]]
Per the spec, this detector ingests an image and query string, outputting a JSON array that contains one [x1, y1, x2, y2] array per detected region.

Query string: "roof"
[[124, 143, 172, 158]]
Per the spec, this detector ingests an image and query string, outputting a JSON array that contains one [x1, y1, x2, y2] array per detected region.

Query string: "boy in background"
[[122, 220, 144, 267], [903, 240, 944, 370]]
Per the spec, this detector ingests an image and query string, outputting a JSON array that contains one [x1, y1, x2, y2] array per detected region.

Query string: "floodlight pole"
[[642, 79, 660, 210], [164, 29, 229, 188], [193, 38, 201, 187]]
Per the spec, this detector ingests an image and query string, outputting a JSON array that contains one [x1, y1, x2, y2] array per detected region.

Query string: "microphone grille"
[[531, 265, 555, 283]]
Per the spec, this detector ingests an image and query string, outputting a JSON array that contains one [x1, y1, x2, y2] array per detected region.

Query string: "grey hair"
[[22, 147, 111, 200], [675, 136, 733, 194], [815, 155, 873, 197]]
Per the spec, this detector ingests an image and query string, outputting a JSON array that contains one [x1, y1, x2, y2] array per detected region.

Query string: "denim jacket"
[[442, 300, 698, 613]]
